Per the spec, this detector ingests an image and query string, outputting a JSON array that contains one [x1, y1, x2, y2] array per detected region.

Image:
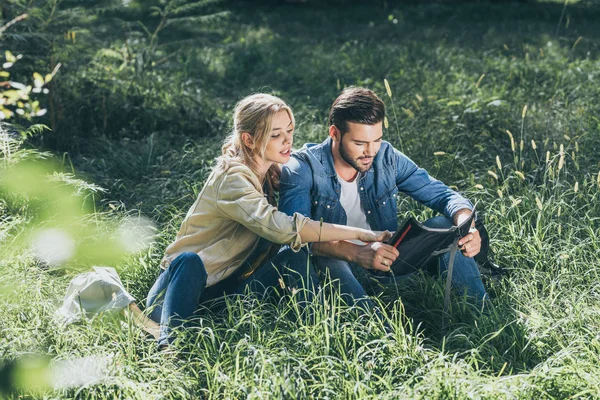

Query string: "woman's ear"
[[241, 132, 255, 149]]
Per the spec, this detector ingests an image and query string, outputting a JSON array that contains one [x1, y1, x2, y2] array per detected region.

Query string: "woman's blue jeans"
[[313, 216, 488, 312], [146, 244, 318, 346]]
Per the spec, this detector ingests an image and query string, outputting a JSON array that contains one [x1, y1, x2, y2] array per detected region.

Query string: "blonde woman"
[[146, 94, 389, 346]]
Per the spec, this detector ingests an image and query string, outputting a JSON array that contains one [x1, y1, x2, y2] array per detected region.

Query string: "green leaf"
[[98, 48, 124, 61], [170, 0, 221, 17], [33, 72, 44, 88], [4, 50, 16, 63]]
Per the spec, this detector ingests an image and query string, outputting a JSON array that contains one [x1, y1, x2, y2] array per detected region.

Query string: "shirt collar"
[[319, 137, 338, 177]]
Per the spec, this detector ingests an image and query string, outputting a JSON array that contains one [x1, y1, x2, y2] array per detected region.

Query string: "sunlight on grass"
[[2, 0, 600, 397]]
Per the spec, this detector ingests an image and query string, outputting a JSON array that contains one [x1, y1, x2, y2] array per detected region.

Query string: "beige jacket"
[[160, 160, 309, 287]]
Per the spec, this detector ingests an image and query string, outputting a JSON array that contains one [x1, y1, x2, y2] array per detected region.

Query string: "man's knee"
[[423, 215, 453, 229], [314, 257, 361, 286], [455, 252, 481, 277], [314, 257, 352, 271]]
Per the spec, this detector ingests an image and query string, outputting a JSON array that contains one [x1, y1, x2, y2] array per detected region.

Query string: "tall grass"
[[2, 1, 600, 398]]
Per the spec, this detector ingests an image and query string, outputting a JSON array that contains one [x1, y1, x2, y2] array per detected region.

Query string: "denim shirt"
[[279, 138, 473, 232]]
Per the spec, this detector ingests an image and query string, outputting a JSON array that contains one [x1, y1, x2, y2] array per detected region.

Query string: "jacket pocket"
[[311, 194, 339, 220], [376, 187, 398, 222]]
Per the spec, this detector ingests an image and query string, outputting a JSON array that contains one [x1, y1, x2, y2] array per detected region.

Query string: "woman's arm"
[[216, 168, 389, 249], [299, 219, 389, 244]]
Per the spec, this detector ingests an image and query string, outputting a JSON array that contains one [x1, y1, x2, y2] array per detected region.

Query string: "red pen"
[[393, 224, 412, 248]]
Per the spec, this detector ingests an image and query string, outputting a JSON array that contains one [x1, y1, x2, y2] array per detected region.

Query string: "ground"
[[1, 1, 600, 398]]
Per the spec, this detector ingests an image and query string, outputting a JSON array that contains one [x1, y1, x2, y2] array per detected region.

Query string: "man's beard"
[[339, 139, 373, 173]]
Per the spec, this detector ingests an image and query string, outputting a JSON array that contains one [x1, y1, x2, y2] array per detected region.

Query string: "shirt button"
[[327, 205, 331, 209], [314, 201, 318, 205], [367, 210, 371, 214], [383, 201, 386, 205], [360, 187, 364, 191]]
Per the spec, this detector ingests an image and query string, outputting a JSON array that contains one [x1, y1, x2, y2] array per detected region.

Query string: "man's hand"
[[454, 208, 481, 258], [352, 241, 399, 272], [458, 229, 481, 258]]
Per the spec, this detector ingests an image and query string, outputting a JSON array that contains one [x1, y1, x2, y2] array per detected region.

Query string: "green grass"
[[2, 0, 600, 398]]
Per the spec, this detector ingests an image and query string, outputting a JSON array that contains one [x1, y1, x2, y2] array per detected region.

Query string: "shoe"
[[477, 260, 507, 284]]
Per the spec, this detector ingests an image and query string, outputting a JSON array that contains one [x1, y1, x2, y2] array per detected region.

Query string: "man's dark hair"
[[328, 87, 386, 134]]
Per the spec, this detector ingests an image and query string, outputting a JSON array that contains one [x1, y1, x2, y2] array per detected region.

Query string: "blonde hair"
[[217, 93, 295, 197]]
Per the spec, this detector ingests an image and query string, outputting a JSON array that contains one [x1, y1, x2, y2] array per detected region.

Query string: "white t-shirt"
[[337, 173, 371, 239]]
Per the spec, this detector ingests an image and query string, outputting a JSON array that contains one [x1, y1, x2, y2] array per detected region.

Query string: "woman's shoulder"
[[213, 159, 262, 193]]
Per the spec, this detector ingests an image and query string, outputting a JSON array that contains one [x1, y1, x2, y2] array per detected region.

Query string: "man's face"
[[337, 121, 383, 173]]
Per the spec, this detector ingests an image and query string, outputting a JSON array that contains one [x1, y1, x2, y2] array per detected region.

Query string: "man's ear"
[[329, 125, 341, 142], [241, 132, 255, 149]]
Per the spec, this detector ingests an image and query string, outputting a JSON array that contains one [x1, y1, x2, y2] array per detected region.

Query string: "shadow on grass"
[[214, 1, 600, 104], [367, 268, 544, 375]]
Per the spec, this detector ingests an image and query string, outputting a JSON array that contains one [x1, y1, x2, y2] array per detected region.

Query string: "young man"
[[279, 87, 487, 311]]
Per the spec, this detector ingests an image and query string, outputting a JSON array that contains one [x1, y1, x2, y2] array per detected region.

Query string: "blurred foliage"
[[1, 126, 156, 269], [0, 356, 51, 396], [1, 13, 156, 270], [0, 14, 56, 125]]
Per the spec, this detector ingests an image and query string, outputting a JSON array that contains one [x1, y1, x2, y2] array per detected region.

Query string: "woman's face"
[[263, 110, 294, 164]]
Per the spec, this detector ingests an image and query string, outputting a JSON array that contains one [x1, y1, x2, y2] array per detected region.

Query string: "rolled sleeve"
[[216, 172, 309, 250], [394, 149, 473, 220], [289, 212, 309, 252]]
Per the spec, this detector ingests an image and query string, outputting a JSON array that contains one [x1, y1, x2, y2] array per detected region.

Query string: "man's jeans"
[[314, 216, 487, 312], [146, 245, 318, 346]]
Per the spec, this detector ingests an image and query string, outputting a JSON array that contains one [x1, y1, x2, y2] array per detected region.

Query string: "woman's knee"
[[174, 252, 208, 284], [276, 246, 310, 271]]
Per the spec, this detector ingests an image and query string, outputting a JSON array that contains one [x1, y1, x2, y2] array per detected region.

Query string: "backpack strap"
[[443, 238, 460, 317]]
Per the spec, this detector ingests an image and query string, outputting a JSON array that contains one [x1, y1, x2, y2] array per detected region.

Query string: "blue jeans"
[[146, 244, 319, 346], [314, 216, 487, 312]]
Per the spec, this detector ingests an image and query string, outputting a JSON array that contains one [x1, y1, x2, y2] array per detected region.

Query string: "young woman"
[[146, 94, 388, 346]]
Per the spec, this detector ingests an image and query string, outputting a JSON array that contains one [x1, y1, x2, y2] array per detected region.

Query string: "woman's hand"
[[359, 229, 392, 243]]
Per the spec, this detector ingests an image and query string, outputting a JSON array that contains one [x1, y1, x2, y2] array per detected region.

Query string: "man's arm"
[[453, 208, 475, 226], [311, 240, 399, 272], [393, 148, 481, 257], [279, 157, 397, 271], [394, 149, 473, 219]]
